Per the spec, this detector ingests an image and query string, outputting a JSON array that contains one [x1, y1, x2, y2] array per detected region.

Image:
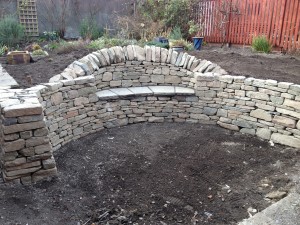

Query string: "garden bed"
[[0, 123, 299, 225]]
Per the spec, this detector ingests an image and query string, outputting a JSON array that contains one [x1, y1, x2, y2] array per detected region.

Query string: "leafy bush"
[[41, 31, 59, 41], [169, 26, 183, 40], [145, 41, 169, 49], [32, 43, 41, 51], [32, 49, 47, 56], [0, 16, 24, 47], [0, 45, 8, 56], [79, 18, 103, 40], [252, 36, 272, 53], [88, 37, 137, 49], [170, 39, 193, 51]]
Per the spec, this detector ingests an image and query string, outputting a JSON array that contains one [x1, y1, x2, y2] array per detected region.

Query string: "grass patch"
[[252, 36, 272, 53]]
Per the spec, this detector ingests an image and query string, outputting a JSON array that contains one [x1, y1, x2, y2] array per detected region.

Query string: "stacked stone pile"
[[1, 44, 300, 184]]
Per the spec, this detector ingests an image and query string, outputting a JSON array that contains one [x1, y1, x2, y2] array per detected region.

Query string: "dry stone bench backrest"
[[1, 45, 300, 185]]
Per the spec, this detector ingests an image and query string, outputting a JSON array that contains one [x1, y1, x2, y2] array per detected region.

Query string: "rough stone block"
[[256, 128, 271, 140], [32, 167, 58, 183], [4, 103, 43, 118], [217, 121, 239, 131], [272, 115, 296, 128], [250, 109, 272, 121], [271, 133, 300, 148]]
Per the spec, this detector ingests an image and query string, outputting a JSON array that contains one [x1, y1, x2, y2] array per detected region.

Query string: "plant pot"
[[192, 37, 204, 50], [171, 46, 184, 52]]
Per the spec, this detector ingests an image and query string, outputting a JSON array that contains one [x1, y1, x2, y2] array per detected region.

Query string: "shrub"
[[32, 43, 41, 51], [169, 26, 183, 40], [32, 49, 47, 56], [252, 36, 272, 53], [79, 18, 103, 40], [0, 45, 8, 56], [145, 41, 169, 49], [170, 39, 193, 50], [0, 16, 24, 47], [41, 31, 59, 41], [88, 37, 137, 49]]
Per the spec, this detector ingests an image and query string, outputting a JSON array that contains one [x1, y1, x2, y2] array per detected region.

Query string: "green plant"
[[145, 41, 169, 49], [88, 37, 137, 50], [252, 36, 272, 53], [169, 26, 183, 40], [32, 49, 47, 56], [79, 18, 103, 40], [188, 20, 205, 37], [170, 39, 193, 50], [0, 45, 8, 56], [41, 31, 59, 41], [32, 43, 41, 51], [0, 15, 24, 47]]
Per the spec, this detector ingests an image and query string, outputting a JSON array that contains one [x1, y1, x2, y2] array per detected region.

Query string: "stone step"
[[238, 193, 300, 225], [96, 86, 195, 100]]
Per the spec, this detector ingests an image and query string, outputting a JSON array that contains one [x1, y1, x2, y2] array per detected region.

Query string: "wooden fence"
[[194, 0, 300, 51]]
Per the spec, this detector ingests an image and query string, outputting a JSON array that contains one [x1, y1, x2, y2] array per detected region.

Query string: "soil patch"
[[0, 45, 300, 89], [0, 123, 299, 225]]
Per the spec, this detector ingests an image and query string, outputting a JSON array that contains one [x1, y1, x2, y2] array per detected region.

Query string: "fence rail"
[[193, 0, 300, 51]]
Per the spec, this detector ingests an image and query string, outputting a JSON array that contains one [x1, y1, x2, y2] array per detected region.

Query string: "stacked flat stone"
[[1, 44, 300, 185], [0, 88, 57, 184]]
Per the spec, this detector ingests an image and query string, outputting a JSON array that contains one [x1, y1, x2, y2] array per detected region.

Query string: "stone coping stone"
[[96, 86, 195, 100]]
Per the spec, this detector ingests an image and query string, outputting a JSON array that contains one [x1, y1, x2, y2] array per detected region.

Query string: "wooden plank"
[[289, 0, 299, 50], [285, 0, 296, 50], [273, 0, 284, 47], [277, 0, 287, 47], [294, 0, 300, 49], [270, 0, 278, 45], [281, 0, 291, 49]]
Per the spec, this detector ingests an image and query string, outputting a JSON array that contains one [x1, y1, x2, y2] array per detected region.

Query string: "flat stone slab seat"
[[96, 86, 195, 100]]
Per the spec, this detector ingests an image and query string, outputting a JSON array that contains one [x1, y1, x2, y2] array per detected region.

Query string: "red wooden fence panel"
[[193, 0, 300, 51]]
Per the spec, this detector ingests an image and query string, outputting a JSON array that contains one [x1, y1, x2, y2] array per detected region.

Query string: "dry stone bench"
[[1, 45, 300, 184]]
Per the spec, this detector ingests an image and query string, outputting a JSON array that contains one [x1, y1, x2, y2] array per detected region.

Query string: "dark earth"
[[0, 123, 300, 225], [0, 45, 300, 225]]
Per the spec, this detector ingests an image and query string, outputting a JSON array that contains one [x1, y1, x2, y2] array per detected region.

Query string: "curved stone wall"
[[1, 45, 300, 184]]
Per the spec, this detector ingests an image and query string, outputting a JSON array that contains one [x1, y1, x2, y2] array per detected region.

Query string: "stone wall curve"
[[1, 45, 300, 184]]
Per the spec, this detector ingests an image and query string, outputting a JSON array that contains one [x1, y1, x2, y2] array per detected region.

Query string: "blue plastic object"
[[193, 37, 204, 50]]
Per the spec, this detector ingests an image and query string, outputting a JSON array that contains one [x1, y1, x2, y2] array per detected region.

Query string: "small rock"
[[266, 191, 287, 200]]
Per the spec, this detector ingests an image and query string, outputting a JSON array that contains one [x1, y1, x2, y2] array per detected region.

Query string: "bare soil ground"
[[0, 123, 300, 225], [0, 44, 300, 88]]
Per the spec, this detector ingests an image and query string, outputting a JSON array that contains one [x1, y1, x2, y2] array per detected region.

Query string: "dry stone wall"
[[1, 45, 300, 184]]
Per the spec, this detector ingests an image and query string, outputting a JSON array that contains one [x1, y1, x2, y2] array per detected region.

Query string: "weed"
[[252, 36, 272, 53], [79, 18, 103, 40], [0, 15, 24, 47]]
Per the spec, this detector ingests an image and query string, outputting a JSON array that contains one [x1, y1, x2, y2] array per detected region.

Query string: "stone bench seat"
[[96, 86, 195, 100]]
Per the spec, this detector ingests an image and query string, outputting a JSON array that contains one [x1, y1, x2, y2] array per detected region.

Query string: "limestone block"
[[42, 157, 56, 170], [150, 46, 156, 62], [165, 76, 181, 84], [240, 128, 256, 135], [107, 48, 116, 64], [297, 121, 300, 129], [74, 75, 95, 85], [35, 143, 52, 154], [145, 45, 152, 62], [256, 128, 272, 140], [270, 96, 284, 105], [166, 48, 173, 63], [99, 49, 111, 66], [151, 75, 165, 83], [32, 167, 57, 183], [126, 45, 134, 60], [70, 64, 85, 76], [155, 47, 161, 62], [3, 121, 46, 135], [49, 74, 63, 83], [246, 91, 269, 101], [74, 97, 89, 106], [26, 137, 49, 148], [3, 139, 25, 152], [190, 114, 210, 120], [134, 45, 146, 61], [190, 59, 200, 71], [271, 133, 300, 148], [50, 92, 63, 106], [278, 82, 293, 89], [272, 115, 296, 128], [276, 107, 300, 119], [175, 52, 184, 66], [250, 109, 272, 121], [4, 103, 43, 118], [203, 107, 217, 116], [187, 56, 196, 70], [73, 61, 91, 75], [161, 48, 168, 63], [170, 50, 178, 65], [103, 72, 113, 81], [6, 161, 41, 172], [5, 166, 41, 178], [283, 99, 300, 110], [217, 121, 239, 131], [219, 75, 234, 83]]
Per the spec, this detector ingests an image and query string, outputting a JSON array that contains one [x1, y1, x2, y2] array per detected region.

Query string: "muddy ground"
[[0, 123, 300, 225], [0, 44, 300, 89]]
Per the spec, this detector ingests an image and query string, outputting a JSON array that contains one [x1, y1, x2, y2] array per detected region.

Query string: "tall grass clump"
[[79, 18, 103, 40], [0, 15, 24, 47], [252, 36, 272, 53]]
